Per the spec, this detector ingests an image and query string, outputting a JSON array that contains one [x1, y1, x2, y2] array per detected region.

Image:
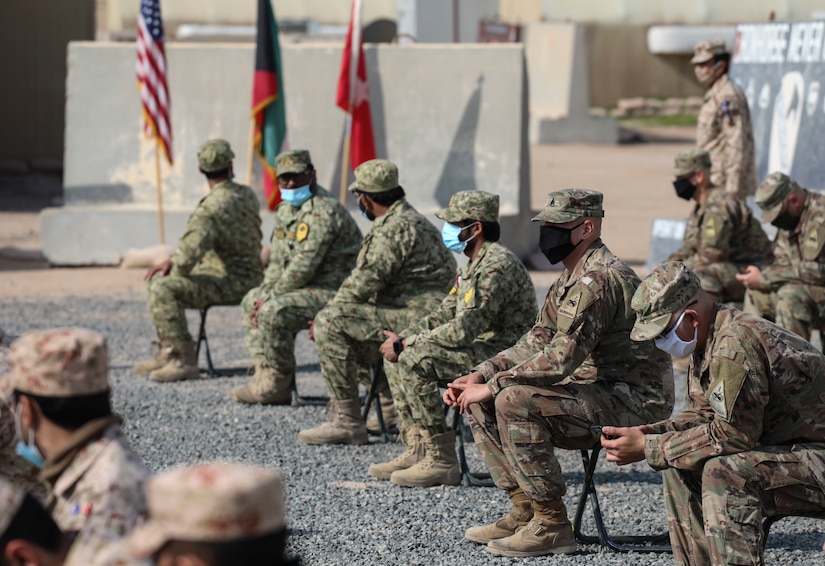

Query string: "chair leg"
[[291, 371, 329, 406], [361, 362, 393, 443], [448, 407, 494, 487], [196, 307, 215, 378]]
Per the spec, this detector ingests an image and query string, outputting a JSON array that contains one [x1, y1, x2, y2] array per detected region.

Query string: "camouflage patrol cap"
[[435, 190, 499, 223], [630, 261, 701, 341], [755, 172, 798, 223], [0, 328, 109, 398], [531, 189, 604, 223], [0, 479, 24, 537], [197, 139, 235, 172], [673, 148, 712, 177], [121, 462, 286, 557], [348, 159, 399, 194], [691, 39, 727, 64], [275, 149, 312, 175]]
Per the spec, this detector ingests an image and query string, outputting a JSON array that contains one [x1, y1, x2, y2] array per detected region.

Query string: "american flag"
[[136, 0, 172, 164]]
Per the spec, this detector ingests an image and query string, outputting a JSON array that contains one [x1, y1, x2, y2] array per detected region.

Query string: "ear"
[[17, 396, 38, 432], [4, 539, 40, 565]]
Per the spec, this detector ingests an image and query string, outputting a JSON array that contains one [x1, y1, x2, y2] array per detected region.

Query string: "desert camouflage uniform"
[[315, 198, 456, 400], [697, 73, 757, 198], [745, 190, 825, 339], [386, 240, 537, 433], [147, 179, 263, 347], [668, 187, 771, 301], [643, 306, 825, 565], [241, 185, 361, 375], [469, 241, 675, 501]]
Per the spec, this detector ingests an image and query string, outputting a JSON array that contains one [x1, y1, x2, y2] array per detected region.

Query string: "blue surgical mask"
[[14, 405, 44, 468], [654, 310, 698, 358], [441, 222, 477, 254], [280, 184, 312, 207]]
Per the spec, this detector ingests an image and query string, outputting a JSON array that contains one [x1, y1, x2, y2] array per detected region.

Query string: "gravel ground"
[[2, 296, 824, 565]]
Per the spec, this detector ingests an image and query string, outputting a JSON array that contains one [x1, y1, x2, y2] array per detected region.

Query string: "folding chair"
[[447, 406, 494, 487], [194, 301, 241, 378], [762, 510, 825, 552], [572, 444, 671, 552], [361, 361, 394, 443], [291, 362, 328, 406]]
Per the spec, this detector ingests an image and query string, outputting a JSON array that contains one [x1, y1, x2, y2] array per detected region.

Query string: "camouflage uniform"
[[146, 139, 263, 348], [631, 262, 825, 566], [470, 191, 674, 503], [744, 172, 825, 339], [386, 191, 537, 435], [693, 41, 757, 198], [1, 329, 149, 566]]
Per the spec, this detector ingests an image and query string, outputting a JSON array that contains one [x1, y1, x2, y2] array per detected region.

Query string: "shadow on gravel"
[[565, 470, 663, 486]]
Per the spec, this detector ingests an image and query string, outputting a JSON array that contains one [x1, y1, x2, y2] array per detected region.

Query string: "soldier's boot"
[[134, 339, 171, 375], [365, 391, 400, 433], [390, 430, 461, 487], [297, 399, 369, 445], [229, 359, 292, 405], [465, 487, 533, 544], [486, 499, 577, 557], [368, 426, 425, 480], [148, 341, 200, 383]]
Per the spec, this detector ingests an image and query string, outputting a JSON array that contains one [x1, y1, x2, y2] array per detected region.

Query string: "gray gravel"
[[2, 295, 823, 565]]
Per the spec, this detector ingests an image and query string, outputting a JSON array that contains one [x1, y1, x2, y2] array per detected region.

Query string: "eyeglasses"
[[276, 171, 310, 188]]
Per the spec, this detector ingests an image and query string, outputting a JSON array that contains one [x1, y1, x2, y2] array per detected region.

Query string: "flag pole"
[[339, 114, 351, 204], [154, 142, 166, 245], [246, 115, 256, 186]]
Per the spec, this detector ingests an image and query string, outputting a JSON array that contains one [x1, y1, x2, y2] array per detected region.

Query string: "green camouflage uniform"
[[744, 172, 825, 339], [469, 190, 675, 502], [631, 262, 825, 566], [147, 140, 263, 347], [385, 191, 537, 435], [314, 160, 456, 401]]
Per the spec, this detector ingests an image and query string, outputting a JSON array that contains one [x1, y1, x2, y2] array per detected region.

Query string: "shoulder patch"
[[802, 224, 825, 261], [701, 213, 723, 244], [556, 284, 598, 334], [707, 357, 747, 422], [296, 222, 309, 242]]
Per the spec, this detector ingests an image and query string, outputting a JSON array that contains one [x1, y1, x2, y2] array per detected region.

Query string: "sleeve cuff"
[[644, 434, 668, 471]]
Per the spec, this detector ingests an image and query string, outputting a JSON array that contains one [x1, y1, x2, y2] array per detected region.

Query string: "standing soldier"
[[692, 39, 757, 198], [373, 190, 537, 487], [135, 139, 263, 382], [298, 159, 456, 446], [231, 150, 362, 404]]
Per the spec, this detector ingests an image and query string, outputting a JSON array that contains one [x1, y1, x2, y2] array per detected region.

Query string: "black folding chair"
[[194, 302, 241, 378], [447, 406, 494, 487]]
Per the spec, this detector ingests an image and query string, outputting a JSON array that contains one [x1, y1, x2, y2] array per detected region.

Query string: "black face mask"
[[358, 194, 376, 221], [539, 222, 584, 265], [771, 210, 800, 231], [673, 178, 697, 201]]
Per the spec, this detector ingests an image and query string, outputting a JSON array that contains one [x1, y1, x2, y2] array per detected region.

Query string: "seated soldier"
[[230, 149, 362, 404], [604, 261, 825, 566], [0, 478, 71, 566], [736, 172, 825, 339], [373, 190, 537, 487], [445, 189, 674, 557], [2, 328, 149, 565], [667, 148, 772, 303], [135, 139, 263, 382], [298, 159, 456, 445]]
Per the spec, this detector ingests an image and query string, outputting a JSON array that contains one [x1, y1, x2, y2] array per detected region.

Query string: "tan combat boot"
[[148, 341, 199, 383], [365, 391, 400, 433], [229, 359, 292, 405], [486, 498, 577, 557], [368, 426, 425, 480], [297, 398, 369, 445], [465, 487, 533, 544], [134, 339, 171, 375], [390, 429, 461, 487]]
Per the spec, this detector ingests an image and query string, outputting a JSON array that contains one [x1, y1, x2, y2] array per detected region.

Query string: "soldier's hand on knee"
[[451, 382, 493, 414], [307, 320, 315, 341], [144, 258, 172, 281], [250, 299, 264, 328], [379, 330, 400, 363], [735, 265, 762, 289]]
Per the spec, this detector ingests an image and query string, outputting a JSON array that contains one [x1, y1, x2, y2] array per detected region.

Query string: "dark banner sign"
[[731, 21, 825, 189]]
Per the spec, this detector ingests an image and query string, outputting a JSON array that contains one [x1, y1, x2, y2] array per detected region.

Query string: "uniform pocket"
[[507, 421, 554, 478]]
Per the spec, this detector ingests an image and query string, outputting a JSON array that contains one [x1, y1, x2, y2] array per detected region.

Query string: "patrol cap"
[[121, 462, 286, 557], [630, 261, 701, 341], [673, 148, 712, 177], [0, 478, 25, 537], [348, 159, 399, 194], [691, 39, 727, 64], [435, 190, 499, 223], [0, 328, 109, 398], [197, 139, 235, 172], [531, 189, 604, 223], [755, 172, 798, 223], [275, 150, 312, 175]]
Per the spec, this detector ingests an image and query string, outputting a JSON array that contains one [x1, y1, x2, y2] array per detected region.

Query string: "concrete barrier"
[[44, 41, 531, 265]]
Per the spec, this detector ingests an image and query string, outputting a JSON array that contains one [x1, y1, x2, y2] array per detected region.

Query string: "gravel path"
[[2, 296, 823, 565]]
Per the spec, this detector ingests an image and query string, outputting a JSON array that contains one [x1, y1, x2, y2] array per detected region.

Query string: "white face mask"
[[654, 309, 698, 358]]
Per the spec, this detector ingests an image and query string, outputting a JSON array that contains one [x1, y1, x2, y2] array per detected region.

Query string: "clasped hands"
[[442, 371, 492, 414]]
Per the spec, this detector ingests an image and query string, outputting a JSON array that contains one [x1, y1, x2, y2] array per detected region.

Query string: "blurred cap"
[[275, 150, 312, 175], [691, 39, 727, 64], [673, 148, 712, 177], [630, 261, 701, 341], [755, 171, 798, 223], [197, 139, 235, 172], [348, 159, 399, 194], [435, 190, 499, 223]]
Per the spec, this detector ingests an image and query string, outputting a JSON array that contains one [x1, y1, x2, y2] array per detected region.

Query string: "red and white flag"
[[336, 0, 376, 170], [137, 0, 173, 164]]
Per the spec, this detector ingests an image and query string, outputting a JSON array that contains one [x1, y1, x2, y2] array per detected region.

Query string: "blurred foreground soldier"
[[230, 150, 362, 405], [0, 478, 71, 566], [603, 261, 825, 566], [298, 159, 456, 445], [112, 462, 300, 566], [737, 172, 825, 339], [373, 191, 536, 487], [2, 328, 149, 565], [668, 148, 771, 303], [444, 190, 674, 557], [692, 40, 756, 198], [135, 139, 263, 382]]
